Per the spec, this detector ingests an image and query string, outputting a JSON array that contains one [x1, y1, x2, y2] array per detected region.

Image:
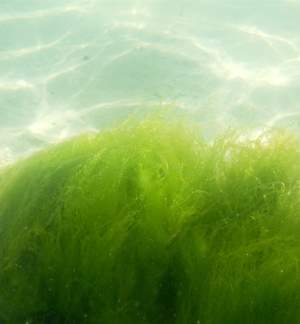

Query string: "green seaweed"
[[0, 117, 300, 323]]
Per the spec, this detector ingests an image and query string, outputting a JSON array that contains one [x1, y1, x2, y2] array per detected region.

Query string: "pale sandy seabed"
[[1, 0, 300, 166]]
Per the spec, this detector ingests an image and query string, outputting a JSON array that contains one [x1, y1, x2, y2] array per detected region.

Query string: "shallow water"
[[1, 3, 300, 322], [1, 0, 300, 165]]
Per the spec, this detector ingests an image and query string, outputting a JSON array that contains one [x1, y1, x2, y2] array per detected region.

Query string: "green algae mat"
[[0, 117, 300, 323]]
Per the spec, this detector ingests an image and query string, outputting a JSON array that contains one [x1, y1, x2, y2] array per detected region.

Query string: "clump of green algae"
[[0, 117, 300, 323]]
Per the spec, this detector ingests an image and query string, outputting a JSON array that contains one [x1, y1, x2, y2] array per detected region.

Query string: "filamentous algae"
[[0, 118, 300, 323]]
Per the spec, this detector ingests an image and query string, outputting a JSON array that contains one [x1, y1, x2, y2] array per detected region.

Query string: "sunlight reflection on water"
[[1, 0, 300, 166]]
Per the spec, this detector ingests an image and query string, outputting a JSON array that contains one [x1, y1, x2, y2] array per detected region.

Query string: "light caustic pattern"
[[1, 0, 300, 166]]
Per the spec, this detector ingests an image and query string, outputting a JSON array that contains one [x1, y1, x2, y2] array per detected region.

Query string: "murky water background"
[[1, 0, 300, 166]]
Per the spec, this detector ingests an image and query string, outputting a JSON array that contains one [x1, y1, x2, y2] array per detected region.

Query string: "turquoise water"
[[1, 0, 300, 164], [1, 2, 300, 322]]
